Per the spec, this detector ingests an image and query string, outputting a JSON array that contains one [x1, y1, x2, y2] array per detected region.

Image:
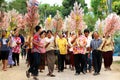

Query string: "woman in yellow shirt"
[[101, 36, 114, 71], [57, 32, 68, 72]]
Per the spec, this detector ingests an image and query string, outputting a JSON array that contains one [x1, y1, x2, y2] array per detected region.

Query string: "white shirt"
[[86, 36, 92, 48], [2, 39, 7, 45], [45, 36, 55, 51]]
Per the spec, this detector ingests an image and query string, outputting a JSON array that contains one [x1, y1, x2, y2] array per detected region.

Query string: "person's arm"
[[65, 39, 68, 48], [45, 42, 50, 48], [111, 38, 114, 51], [0, 42, 1, 48], [90, 40, 93, 51], [32, 35, 41, 47], [32, 40, 40, 47], [71, 36, 77, 44], [7, 40, 10, 47]]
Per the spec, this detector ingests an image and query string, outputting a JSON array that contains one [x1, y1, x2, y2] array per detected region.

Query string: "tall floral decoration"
[[0, 11, 10, 30], [45, 15, 54, 30], [0, 11, 4, 28], [52, 10, 63, 33], [17, 14, 26, 30], [95, 19, 104, 37], [104, 13, 120, 36], [69, 2, 86, 33], [7, 9, 20, 31], [63, 16, 72, 32], [0, 9, 24, 31], [25, 0, 40, 35]]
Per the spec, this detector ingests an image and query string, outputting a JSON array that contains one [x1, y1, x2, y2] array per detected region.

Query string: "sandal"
[[26, 71, 30, 78], [50, 74, 55, 77], [47, 73, 50, 76]]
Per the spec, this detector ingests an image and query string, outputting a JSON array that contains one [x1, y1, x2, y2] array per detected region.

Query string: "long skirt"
[[102, 51, 113, 68], [8, 48, 14, 65], [46, 50, 56, 74], [39, 53, 46, 70]]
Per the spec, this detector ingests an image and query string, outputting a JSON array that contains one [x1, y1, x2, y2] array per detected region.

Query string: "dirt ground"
[[0, 57, 120, 80]]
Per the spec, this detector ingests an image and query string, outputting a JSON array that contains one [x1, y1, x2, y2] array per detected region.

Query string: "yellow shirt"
[[100, 37, 114, 52], [57, 38, 68, 55]]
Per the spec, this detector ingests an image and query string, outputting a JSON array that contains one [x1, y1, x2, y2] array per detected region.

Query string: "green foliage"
[[112, 1, 120, 15], [8, 0, 27, 14], [0, 0, 5, 7], [91, 0, 100, 14], [62, 0, 88, 17], [91, 0, 107, 19], [39, 4, 62, 25], [0, 0, 8, 11], [84, 13, 98, 31]]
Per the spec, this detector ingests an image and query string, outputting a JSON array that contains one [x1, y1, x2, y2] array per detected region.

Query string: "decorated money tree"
[[7, 9, 21, 31], [45, 15, 54, 30], [69, 2, 86, 33], [25, 0, 40, 36], [17, 14, 26, 30], [0, 11, 10, 30], [104, 13, 120, 37], [0, 11, 4, 28], [63, 16, 72, 32], [52, 10, 63, 33], [94, 19, 105, 37]]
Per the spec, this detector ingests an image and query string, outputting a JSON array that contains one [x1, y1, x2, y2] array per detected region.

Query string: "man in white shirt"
[[84, 29, 92, 73]]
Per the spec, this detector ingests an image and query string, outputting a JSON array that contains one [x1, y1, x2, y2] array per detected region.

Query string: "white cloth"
[[45, 36, 55, 51], [86, 36, 92, 48], [68, 37, 73, 51], [2, 39, 7, 45]]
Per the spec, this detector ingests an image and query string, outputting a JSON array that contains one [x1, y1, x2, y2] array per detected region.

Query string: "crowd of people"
[[0, 25, 114, 80]]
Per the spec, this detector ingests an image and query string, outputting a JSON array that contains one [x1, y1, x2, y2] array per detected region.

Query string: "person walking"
[[57, 32, 68, 72], [90, 31, 102, 76], [12, 28, 21, 66], [0, 30, 10, 71], [84, 29, 92, 73], [68, 32, 76, 70], [26, 26, 42, 80], [101, 35, 114, 71], [45, 30, 56, 77], [39, 30, 46, 72], [73, 30, 87, 75]]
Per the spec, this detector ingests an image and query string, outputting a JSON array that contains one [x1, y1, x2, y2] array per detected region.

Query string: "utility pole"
[[107, 0, 112, 13]]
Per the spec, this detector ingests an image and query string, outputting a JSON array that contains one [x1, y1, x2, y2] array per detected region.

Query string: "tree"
[[62, 0, 88, 18], [8, 0, 27, 14], [0, 0, 8, 11], [112, 1, 120, 15], [0, 0, 5, 7], [91, 0, 108, 19], [84, 13, 98, 31], [39, 4, 62, 25]]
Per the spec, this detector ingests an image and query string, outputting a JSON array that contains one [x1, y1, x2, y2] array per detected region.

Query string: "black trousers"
[[28, 52, 40, 76], [58, 54, 66, 71], [12, 53, 19, 65], [74, 54, 85, 74], [92, 50, 102, 73]]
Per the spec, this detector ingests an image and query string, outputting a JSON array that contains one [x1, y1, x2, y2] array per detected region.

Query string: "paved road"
[[0, 57, 120, 80]]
